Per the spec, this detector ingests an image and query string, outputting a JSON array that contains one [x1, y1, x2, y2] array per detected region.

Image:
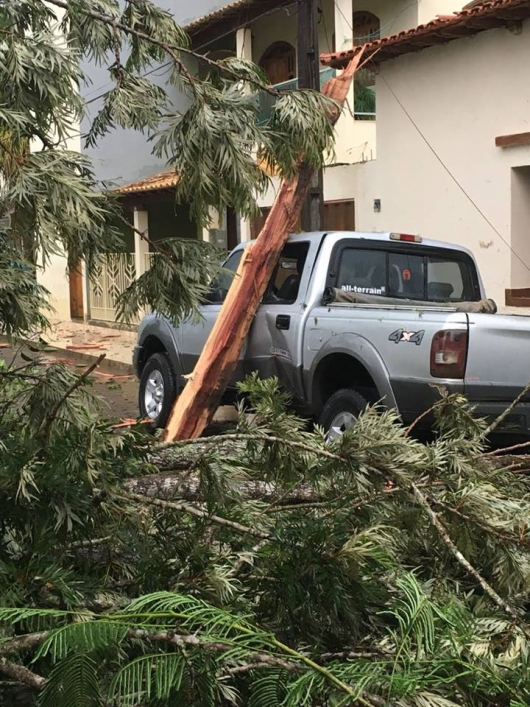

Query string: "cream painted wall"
[[352, 0, 418, 35], [350, 22, 530, 304], [251, 0, 335, 65], [418, 1, 468, 25], [35, 4, 82, 322]]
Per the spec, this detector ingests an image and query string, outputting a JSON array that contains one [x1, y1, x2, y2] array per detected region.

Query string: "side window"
[[427, 258, 466, 301], [388, 253, 424, 299], [206, 249, 243, 304], [336, 248, 387, 295], [263, 242, 309, 304]]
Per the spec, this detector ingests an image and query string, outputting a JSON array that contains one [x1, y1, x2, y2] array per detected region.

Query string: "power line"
[[334, 0, 423, 43], [379, 73, 530, 276]]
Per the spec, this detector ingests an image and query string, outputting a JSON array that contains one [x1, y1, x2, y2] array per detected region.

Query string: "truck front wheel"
[[318, 388, 369, 442], [138, 352, 177, 428]]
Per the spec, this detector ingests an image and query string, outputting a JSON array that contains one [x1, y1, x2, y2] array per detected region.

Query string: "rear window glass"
[[334, 247, 477, 302]]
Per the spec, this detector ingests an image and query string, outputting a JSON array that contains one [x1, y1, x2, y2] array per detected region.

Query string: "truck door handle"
[[276, 314, 290, 330]]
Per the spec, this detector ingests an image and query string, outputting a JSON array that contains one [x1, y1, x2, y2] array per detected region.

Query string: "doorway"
[[69, 261, 84, 320]]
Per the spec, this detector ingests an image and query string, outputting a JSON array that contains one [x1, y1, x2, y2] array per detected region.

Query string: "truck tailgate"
[[465, 313, 530, 402]]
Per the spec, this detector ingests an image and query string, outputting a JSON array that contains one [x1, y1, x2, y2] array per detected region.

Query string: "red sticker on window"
[[403, 268, 411, 281]]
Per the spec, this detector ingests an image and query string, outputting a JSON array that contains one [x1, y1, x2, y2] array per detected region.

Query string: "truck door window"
[[336, 249, 387, 295], [263, 242, 309, 304], [206, 249, 243, 303]]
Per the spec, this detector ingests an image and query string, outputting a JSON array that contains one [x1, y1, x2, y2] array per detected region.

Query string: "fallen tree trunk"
[[125, 471, 317, 505], [163, 52, 365, 441]]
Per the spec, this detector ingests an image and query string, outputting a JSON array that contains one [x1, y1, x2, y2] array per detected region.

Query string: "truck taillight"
[[389, 233, 422, 243], [430, 330, 468, 379]]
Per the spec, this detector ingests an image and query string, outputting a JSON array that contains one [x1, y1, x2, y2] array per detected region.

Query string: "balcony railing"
[[257, 67, 336, 124], [257, 68, 375, 123]]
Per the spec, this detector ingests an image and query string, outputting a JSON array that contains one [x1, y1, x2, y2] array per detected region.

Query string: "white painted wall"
[[418, 1, 468, 25], [349, 22, 530, 304], [35, 4, 82, 322]]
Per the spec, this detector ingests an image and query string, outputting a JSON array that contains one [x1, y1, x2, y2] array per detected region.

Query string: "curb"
[[0, 335, 134, 376]]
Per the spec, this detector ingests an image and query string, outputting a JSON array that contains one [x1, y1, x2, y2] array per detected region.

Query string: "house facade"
[[185, 0, 470, 248], [46, 0, 527, 326], [321, 0, 530, 305]]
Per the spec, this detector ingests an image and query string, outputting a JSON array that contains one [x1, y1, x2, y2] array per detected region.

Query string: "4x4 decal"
[[389, 329, 425, 345]]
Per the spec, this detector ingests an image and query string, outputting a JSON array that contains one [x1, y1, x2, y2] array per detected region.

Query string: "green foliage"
[[116, 238, 223, 324], [0, 368, 529, 705], [1, 2, 530, 706], [1, 0, 337, 330]]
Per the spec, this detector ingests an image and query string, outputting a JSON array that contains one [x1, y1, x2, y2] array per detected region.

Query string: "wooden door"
[[226, 207, 238, 251], [251, 200, 354, 239], [69, 261, 84, 319], [323, 200, 355, 231], [259, 42, 296, 85]]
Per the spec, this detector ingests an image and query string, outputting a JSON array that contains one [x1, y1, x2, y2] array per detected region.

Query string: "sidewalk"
[[32, 320, 136, 373]]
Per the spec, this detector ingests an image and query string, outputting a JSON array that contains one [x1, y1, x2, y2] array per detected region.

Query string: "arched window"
[[259, 41, 296, 85], [352, 11, 380, 45]]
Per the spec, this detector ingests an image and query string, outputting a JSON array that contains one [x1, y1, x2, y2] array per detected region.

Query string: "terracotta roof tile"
[[185, 0, 292, 40], [321, 0, 530, 68], [185, 0, 253, 32], [114, 170, 179, 195]]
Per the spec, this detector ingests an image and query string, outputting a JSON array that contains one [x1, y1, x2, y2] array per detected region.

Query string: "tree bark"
[[164, 53, 364, 442]]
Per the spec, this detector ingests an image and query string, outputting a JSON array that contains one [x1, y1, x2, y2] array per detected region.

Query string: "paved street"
[[0, 342, 139, 421]]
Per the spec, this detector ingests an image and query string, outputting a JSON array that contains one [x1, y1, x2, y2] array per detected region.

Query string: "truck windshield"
[[334, 247, 480, 302]]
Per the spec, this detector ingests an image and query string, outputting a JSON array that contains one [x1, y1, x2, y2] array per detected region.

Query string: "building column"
[[332, 0, 356, 164], [133, 208, 150, 277], [239, 218, 253, 242], [236, 27, 252, 61], [236, 28, 254, 242]]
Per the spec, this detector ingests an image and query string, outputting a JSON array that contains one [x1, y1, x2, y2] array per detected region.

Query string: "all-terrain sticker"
[[389, 329, 425, 345]]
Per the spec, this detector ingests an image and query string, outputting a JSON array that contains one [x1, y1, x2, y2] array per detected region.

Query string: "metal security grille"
[[89, 253, 136, 322]]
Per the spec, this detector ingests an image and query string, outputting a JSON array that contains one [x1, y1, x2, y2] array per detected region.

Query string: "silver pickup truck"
[[133, 231, 530, 438]]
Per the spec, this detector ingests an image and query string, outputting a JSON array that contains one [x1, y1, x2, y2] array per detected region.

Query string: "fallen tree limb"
[[121, 491, 270, 539], [163, 51, 365, 442], [0, 657, 46, 690], [124, 472, 318, 505], [0, 632, 48, 656], [411, 482, 530, 639]]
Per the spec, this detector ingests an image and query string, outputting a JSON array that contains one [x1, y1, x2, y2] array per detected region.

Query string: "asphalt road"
[[0, 342, 139, 421]]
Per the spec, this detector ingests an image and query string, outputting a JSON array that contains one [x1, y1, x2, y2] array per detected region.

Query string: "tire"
[[318, 388, 369, 442], [138, 352, 177, 429]]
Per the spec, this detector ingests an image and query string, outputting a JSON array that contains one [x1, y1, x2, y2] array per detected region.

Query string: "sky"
[[178, 0, 231, 25]]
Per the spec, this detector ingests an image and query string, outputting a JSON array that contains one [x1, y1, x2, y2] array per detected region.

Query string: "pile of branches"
[[0, 361, 529, 707]]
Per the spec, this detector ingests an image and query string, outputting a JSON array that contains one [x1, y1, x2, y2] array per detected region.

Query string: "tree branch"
[[427, 494, 530, 549], [0, 633, 48, 655], [154, 432, 346, 463], [45, 0, 279, 97], [483, 380, 530, 437], [41, 353, 105, 444], [120, 490, 270, 539], [0, 657, 46, 690], [411, 482, 530, 639]]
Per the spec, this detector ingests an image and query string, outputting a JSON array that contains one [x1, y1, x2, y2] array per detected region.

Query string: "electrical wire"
[[380, 73, 530, 276], [334, 0, 424, 43]]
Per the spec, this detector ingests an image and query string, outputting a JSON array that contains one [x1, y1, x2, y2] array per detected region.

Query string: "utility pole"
[[297, 0, 324, 232]]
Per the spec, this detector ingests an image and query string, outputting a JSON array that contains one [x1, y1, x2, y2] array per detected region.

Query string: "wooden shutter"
[[323, 200, 355, 231]]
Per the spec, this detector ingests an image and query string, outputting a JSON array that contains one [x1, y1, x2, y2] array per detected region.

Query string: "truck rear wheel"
[[139, 352, 177, 429], [319, 388, 369, 442]]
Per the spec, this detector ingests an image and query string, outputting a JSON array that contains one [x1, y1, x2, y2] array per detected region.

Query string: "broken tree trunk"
[[164, 52, 364, 442]]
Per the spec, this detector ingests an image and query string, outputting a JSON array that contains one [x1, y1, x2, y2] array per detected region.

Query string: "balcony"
[[257, 67, 375, 124], [257, 67, 336, 124]]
